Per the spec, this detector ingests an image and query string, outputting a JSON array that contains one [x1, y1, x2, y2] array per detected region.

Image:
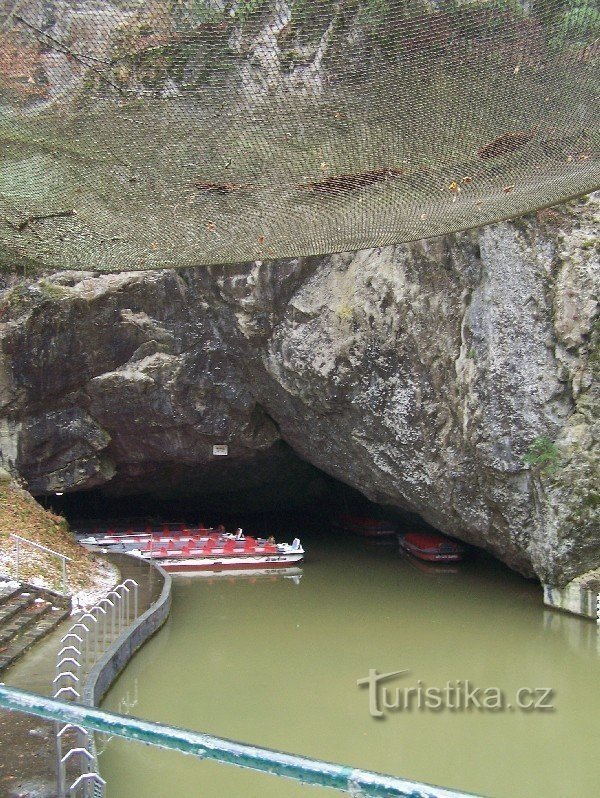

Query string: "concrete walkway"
[[0, 554, 165, 798], [0, 617, 72, 798]]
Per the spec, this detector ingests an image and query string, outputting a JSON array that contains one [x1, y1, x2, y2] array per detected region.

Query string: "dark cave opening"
[[39, 459, 429, 541]]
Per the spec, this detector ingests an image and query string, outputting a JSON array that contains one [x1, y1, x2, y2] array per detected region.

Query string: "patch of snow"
[[0, 544, 118, 608], [70, 559, 119, 614]]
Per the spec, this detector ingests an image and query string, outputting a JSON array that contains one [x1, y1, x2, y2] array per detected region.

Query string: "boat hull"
[[144, 553, 304, 573], [79, 527, 305, 576], [398, 533, 465, 562], [399, 541, 462, 562], [172, 567, 303, 580]]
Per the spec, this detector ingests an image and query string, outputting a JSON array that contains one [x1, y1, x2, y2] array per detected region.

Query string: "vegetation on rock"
[[523, 436, 561, 476], [0, 471, 112, 597]]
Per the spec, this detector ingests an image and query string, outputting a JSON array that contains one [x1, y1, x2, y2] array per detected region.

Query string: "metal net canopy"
[[0, 1, 598, 271]]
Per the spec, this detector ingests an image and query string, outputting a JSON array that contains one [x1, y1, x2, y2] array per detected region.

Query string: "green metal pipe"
[[0, 685, 484, 798]]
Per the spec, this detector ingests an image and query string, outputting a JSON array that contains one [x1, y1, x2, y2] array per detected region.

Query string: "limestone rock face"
[[0, 195, 598, 583]]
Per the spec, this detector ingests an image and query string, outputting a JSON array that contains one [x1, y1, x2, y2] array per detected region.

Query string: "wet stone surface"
[[0, 710, 58, 798]]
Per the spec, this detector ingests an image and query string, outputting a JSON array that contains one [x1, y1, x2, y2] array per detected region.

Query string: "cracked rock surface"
[[0, 196, 598, 584]]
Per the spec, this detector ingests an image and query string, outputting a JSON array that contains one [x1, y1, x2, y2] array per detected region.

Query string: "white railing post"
[[122, 580, 138, 621], [98, 597, 115, 640], [79, 614, 99, 665], [113, 585, 130, 629], [70, 624, 92, 674], [106, 591, 122, 637], [90, 605, 107, 652], [68, 772, 105, 798], [62, 748, 95, 798], [54, 580, 140, 798]]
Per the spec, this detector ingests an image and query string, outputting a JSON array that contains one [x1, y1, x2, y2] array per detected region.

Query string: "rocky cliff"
[[0, 194, 597, 585]]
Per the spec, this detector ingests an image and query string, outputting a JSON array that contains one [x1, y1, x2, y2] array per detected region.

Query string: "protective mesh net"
[[0, 1, 598, 271]]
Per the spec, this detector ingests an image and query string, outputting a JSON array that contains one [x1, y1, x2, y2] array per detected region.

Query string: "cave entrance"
[[39, 452, 429, 543]]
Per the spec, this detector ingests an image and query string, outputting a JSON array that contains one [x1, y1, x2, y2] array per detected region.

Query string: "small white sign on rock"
[[212, 444, 228, 456]]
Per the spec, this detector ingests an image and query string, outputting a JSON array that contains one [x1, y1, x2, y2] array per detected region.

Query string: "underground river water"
[[99, 527, 600, 798]]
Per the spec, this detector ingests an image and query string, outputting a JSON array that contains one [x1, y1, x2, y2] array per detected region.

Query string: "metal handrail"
[[0, 685, 483, 798], [10, 533, 73, 595]]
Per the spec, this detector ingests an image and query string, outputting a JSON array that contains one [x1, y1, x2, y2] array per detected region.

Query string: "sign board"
[[212, 444, 229, 456]]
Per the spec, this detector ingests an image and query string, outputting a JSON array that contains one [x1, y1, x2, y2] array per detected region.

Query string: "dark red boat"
[[334, 514, 397, 538], [397, 531, 465, 562]]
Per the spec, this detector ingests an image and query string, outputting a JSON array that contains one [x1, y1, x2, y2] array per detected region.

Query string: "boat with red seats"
[[79, 528, 305, 574], [77, 524, 225, 548], [397, 531, 465, 562]]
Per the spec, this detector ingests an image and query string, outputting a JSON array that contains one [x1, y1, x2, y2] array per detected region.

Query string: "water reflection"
[[100, 530, 600, 798]]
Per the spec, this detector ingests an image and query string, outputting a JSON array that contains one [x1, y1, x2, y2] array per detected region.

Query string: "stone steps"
[[0, 591, 35, 626], [0, 599, 53, 646], [0, 583, 71, 674]]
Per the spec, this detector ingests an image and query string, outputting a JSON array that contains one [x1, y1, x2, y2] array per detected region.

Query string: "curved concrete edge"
[[82, 558, 172, 707]]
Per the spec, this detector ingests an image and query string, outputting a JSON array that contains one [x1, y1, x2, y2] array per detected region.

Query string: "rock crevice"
[[0, 195, 598, 583]]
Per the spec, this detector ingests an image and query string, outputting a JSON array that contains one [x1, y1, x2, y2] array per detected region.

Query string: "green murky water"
[[99, 529, 600, 798]]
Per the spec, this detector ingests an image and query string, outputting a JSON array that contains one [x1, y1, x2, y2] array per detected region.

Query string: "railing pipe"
[[0, 685, 483, 798], [57, 658, 81, 672], [112, 585, 126, 629], [56, 723, 66, 798], [53, 686, 80, 701], [69, 624, 92, 672], [90, 605, 108, 651], [97, 597, 115, 640], [58, 724, 90, 747], [61, 747, 94, 769], [9, 534, 72, 594], [115, 584, 130, 627], [61, 634, 84, 647], [68, 772, 106, 798], [53, 672, 80, 687], [106, 591, 122, 636], [78, 614, 99, 664], [60, 747, 95, 798], [58, 646, 82, 662], [122, 579, 138, 620]]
